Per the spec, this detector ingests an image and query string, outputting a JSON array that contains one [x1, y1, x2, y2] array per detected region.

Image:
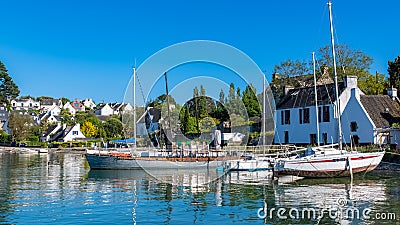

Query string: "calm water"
[[0, 153, 399, 225]]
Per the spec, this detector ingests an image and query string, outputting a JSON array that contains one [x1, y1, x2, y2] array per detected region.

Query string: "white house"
[[40, 123, 62, 142], [81, 98, 96, 109], [63, 102, 76, 115], [10, 98, 40, 111], [95, 103, 114, 116], [47, 105, 61, 116], [61, 123, 86, 142], [40, 98, 62, 111], [274, 76, 400, 146]]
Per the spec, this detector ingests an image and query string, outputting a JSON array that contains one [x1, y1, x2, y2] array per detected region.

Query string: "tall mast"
[[328, 0, 342, 149], [262, 75, 266, 152], [133, 65, 137, 152], [164, 72, 172, 150], [312, 52, 320, 146]]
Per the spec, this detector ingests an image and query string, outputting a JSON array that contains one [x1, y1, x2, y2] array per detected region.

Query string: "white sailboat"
[[275, 1, 384, 178]]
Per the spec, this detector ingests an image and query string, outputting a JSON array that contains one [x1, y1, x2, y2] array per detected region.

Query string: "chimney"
[[388, 87, 397, 100], [344, 76, 358, 89], [283, 86, 294, 95], [272, 72, 280, 81]]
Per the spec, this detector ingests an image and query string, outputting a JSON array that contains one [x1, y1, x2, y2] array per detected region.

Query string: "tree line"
[[272, 44, 399, 101]]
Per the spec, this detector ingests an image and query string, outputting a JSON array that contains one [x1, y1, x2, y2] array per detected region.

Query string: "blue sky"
[[0, 0, 399, 104]]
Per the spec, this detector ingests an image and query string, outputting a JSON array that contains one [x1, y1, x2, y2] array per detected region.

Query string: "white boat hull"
[[276, 152, 384, 178]]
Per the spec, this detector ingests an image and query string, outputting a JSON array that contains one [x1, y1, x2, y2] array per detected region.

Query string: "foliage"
[[358, 72, 388, 95], [242, 85, 261, 117], [273, 59, 311, 78], [8, 112, 33, 142], [81, 121, 98, 137], [317, 44, 373, 80], [0, 61, 20, 103], [388, 55, 400, 89], [104, 118, 123, 138], [61, 97, 71, 105], [272, 44, 386, 100]]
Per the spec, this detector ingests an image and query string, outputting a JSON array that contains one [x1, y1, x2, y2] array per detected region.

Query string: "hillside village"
[[1, 97, 134, 147]]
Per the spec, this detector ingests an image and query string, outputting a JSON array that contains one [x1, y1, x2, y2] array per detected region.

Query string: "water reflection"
[[0, 153, 399, 225]]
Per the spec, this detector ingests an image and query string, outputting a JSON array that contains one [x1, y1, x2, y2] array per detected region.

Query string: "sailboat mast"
[[164, 72, 172, 149], [133, 66, 137, 151], [262, 75, 266, 151], [328, 0, 342, 149], [312, 52, 320, 146]]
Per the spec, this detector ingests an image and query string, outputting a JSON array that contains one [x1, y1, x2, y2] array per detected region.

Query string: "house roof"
[[138, 107, 161, 123], [360, 95, 400, 128], [41, 98, 60, 106], [276, 82, 346, 109], [42, 125, 59, 137]]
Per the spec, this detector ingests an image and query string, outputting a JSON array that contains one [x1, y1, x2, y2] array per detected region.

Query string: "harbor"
[[0, 152, 399, 224]]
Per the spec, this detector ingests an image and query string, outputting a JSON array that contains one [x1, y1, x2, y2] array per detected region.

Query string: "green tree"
[[0, 61, 20, 103], [317, 44, 373, 81], [388, 55, 400, 89], [219, 89, 225, 104], [242, 85, 261, 117], [273, 59, 311, 78], [8, 112, 33, 142], [199, 85, 207, 117], [104, 118, 123, 138], [61, 97, 71, 105], [358, 71, 388, 95]]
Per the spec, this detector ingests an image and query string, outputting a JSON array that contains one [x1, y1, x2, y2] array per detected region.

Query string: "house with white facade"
[[274, 76, 400, 146], [95, 103, 114, 116], [40, 123, 62, 142], [10, 98, 40, 111], [40, 98, 62, 111], [81, 98, 96, 109], [63, 102, 76, 115], [46, 123, 86, 142]]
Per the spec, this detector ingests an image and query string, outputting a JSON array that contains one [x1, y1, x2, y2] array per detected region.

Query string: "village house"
[[81, 98, 96, 109], [274, 75, 400, 146], [63, 102, 76, 115], [41, 123, 85, 142], [10, 98, 40, 111], [110, 102, 133, 115], [71, 98, 85, 112], [0, 104, 9, 134], [40, 98, 63, 111], [95, 103, 114, 116]]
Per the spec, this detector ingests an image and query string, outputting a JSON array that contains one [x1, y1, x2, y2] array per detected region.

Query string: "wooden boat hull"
[[85, 154, 226, 170]]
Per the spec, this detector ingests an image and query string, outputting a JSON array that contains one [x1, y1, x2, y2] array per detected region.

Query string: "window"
[[72, 131, 78, 135], [284, 131, 289, 144], [310, 134, 317, 144], [319, 106, 330, 123], [299, 109, 303, 124], [281, 110, 290, 125], [284, 110, 290, 124], [299, 108, 310, 124], [322, 133, 328, 145], [350, 121, 358, 132]]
